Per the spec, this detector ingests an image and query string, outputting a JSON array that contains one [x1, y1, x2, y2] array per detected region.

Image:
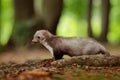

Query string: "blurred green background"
[[0, 0, 120, 51]]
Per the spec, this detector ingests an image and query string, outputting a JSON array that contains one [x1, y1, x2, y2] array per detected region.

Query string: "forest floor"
[[0, 45, 120, 80]]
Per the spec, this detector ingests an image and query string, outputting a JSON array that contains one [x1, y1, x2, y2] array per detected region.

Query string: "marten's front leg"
[[54, 51, 64, 60]]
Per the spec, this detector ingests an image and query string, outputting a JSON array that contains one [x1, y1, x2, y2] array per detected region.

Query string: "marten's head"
[[32, 30, 53, 44]]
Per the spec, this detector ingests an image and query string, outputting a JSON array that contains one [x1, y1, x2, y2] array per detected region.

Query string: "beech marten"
[[32, 30, 110, 60]]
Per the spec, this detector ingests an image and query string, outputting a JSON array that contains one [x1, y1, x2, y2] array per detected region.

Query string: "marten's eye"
[[37, 36, 40, 39]]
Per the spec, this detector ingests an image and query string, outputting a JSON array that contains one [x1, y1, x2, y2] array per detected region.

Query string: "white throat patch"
[[41, 42, 54, 58]]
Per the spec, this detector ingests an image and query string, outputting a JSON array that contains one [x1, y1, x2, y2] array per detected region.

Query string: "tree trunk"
[[51, 55, 120, 67], [87, 0, 93, 38], [3, 0, 63, 49], [0, 39, 15, 52], [12, 0, 35, 46], [99, 0, 110, 42], [39, 0, 63, 34], [14, 0, 34, 20]]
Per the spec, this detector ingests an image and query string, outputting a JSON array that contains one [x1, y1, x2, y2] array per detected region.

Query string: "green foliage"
[[64, 0, 87, 18], [1, 0, 120, 47], [57, 0, 88, 37], [57, 13, 87, 37], [57, 0, 120, 44], [108, 0, 120, 43], [0, 0, 14, 46]]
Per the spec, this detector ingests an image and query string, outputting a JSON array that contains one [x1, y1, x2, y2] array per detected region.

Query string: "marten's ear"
[[43, 31, 49, 37], [42, 30, 53, 38]]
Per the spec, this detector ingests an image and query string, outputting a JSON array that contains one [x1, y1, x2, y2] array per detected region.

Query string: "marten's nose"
[[31, 39, 38, 44]]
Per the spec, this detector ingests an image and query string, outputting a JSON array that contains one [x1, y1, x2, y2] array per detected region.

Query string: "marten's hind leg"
[[99, 50, 110, 56]]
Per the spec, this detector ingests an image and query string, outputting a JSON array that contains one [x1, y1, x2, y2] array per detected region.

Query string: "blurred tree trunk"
[[1, 0, 63, 50], [11, 0, 35, 46], [99, 0, 110, 42], [87, 0, 93, 38], [1, 0, 35, 50], [14, 0, 34, 20], [39, 0, 63, 34]]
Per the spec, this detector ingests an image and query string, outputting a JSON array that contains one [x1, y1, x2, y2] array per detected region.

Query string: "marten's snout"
[[31, 38, 39, 44]]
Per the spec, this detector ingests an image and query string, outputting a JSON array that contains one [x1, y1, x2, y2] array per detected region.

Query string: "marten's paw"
[[104, 52, 111, 57]]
